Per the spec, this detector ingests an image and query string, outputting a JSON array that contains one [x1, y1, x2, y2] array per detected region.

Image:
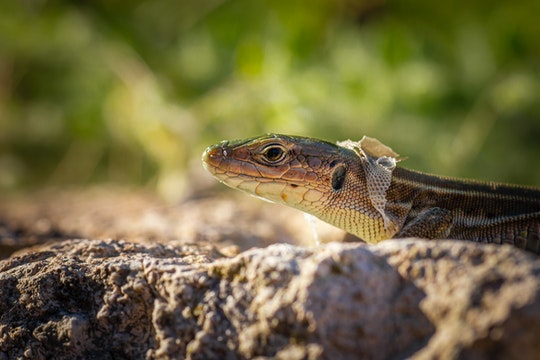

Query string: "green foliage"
[[1, 0, 539, 197]]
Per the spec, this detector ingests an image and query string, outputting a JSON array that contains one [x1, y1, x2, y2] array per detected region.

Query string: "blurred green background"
[[1, 0, 539, 200]]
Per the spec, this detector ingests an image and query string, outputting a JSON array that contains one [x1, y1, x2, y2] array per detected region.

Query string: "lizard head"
[[202, 133, 362, 215]]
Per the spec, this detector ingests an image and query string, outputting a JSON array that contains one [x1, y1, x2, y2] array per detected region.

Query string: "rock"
[[0, 188, 350, 258], [1, 238, 539, 359], [1, 188, 538, 358]]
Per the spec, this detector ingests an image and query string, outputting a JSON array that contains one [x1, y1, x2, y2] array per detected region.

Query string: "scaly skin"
[[202, 134, 540, 254]]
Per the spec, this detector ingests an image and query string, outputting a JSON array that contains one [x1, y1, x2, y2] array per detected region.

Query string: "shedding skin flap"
[[338, 137, 401, 237]]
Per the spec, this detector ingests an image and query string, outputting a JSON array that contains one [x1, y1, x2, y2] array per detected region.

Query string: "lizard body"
[[202, 134, 540, 254]]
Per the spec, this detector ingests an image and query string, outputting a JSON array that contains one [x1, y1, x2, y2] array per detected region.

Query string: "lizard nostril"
[[204, 142, 230, 158], [202, 143, 227, 167]]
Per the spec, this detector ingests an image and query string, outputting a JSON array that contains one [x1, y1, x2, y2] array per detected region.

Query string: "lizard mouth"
[[202, 137, 270, 176], [202, 140, 261, 185]]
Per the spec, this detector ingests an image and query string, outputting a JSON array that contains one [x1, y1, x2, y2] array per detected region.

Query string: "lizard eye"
[[261, 145, 287, 164]]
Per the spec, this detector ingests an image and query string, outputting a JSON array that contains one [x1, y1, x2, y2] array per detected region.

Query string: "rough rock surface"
[[1, 239, 539, 359], [0, 189, 539, 359]]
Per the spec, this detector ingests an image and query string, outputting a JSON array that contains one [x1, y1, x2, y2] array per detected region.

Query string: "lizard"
[[202, 133, 540, 254]]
